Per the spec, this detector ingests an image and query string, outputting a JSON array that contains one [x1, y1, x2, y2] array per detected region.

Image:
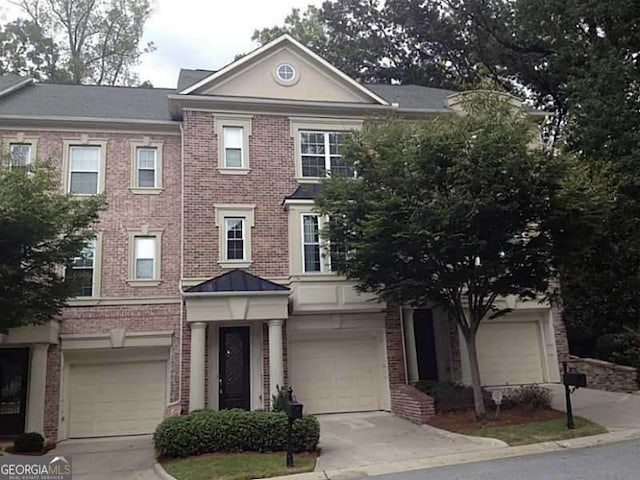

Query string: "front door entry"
[[414, 309, 439, 381], [0, 348, 30, 437], [219, 327, 250, 410]]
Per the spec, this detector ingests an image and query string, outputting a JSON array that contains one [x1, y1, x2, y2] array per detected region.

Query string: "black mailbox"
[[564, 372, 587, 388], [285, 400, 303, 420]]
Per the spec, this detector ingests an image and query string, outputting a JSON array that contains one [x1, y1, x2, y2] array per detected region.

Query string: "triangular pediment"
[[179, 35, 388, 105]]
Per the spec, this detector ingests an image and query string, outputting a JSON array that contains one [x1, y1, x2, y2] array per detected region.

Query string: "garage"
[[68, 360, 166, 438], [476, 320, 545, 386], [288, 329, 384, 414]]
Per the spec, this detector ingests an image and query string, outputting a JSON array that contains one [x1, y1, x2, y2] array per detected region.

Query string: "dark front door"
[[0, 348, 30, 437], [219, 327, 250, 410], [414, 309, 439, 381]]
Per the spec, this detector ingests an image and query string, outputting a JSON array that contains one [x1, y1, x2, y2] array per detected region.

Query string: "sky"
[[0, 0, 323, 88]]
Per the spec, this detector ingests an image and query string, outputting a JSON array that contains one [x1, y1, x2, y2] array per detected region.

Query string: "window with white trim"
[[136, 148, 157, 188], [302, 214, 322, 272], [225, 217, 245, 260], [66, 239, 96, 297], [134, 236, 156, 279], [9, 143, 32, 171], [300, 131, 352, 178], [223, 127, 244, 168], [69, 145, 101, 194]]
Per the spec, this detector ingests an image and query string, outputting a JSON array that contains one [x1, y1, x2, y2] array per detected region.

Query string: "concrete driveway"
[[547, 384, 640, 431], [49, 435, 159, 480], [315, 411, 506, 471]]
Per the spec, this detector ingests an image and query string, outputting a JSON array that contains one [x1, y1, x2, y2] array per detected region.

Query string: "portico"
[[182, 270, 290, 412]]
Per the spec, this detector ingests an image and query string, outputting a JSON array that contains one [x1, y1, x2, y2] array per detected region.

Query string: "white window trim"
[[301, 213, 331, 274], [62, 138, 107, 195], [65, 232, 103, 299], [129, 138, 164, 194], [214, 204, 255, 268], [127, 227, 163, 287], [214, 114, 252, 175], [289, 117, 362, 182], [3, 133, 38, 168], [224, 217, 246, 262]]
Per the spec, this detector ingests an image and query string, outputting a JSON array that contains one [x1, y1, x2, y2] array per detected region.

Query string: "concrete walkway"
[[315, 411, 506, 471], [547, 384, 640, 431], [49, 435, 159, 480]]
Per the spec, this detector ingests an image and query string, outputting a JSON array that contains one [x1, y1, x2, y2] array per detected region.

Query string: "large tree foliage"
[[0, 163, 106, 333], [257, 0, 640, 353], [10, 0, 154, 85], [315, 97, 607, 417]]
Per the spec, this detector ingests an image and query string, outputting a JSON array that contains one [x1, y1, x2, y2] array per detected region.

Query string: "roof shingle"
[[185, 269, 290, 293]]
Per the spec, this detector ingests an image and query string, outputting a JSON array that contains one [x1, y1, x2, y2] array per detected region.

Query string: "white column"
[[189, 322, 206, 412], [268, 319, 284, 406], [25, 344, 48, 434], [403, 308, 419, 383]]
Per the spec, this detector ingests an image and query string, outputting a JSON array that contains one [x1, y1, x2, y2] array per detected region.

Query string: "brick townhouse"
[[0, 34, 569, 442]]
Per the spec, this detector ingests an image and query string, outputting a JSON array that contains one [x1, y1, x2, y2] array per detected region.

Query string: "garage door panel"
[[476, 322, 544, 385], [288, 330, 382, 414], [69, 360, 166, 438]]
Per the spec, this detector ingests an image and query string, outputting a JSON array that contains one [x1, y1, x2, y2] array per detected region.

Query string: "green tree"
[[13, 0, 155, 85], [0, 162, 106, 334], [315, 96, 605, 417]]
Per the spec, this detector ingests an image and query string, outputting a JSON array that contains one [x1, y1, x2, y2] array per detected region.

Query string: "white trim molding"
[[214, 204, 256, 269], [60, 329, 174, 350], [214, 114, 253, 175], [129, 137, 164, 194]]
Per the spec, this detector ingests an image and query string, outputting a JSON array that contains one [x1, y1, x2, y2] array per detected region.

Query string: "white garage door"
[[69, 361, 166, 438], [288, 330, 383, 414], [476, 321, 544, 385]]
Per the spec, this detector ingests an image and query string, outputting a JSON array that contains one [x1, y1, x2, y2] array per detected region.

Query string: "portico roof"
[[184, 269, 289, 294]]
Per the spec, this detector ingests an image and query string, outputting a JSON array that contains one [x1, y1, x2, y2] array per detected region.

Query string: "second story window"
[[223, 127, 243, 168], [302, 214, 322, 272], [9, 143, 32, 171], [69, 146, 101, 194], [66, 239, 96, 297], [300, 131, 352, 179], [136, 148, 157, 188], [134, 236, 156, 279], [225, 217, 245, 260]]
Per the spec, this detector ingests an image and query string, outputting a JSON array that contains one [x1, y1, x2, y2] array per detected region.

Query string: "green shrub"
[[506, 385, 552, 411], [13, 432, 44, 453], [271, 385, 287, 412], [153, 409, 320, 458]]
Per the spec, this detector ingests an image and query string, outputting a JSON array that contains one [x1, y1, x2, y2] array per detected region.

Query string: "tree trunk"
[[464, 330, 486, 419]]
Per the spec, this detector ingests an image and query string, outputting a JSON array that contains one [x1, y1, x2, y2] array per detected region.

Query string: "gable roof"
[[0, 81, 174, 122], [178, 34, 389, 105], [177, 69, 214, 91], [365, 84, 458, 111], [185, 269, 290, 293]]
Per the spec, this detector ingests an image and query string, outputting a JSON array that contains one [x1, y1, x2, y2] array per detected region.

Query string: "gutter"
[[181, 290, 291, 298], [0, 114, 181, 133]]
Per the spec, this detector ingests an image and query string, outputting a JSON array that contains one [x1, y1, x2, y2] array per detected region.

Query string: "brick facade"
[[390, 384, 436, 424]]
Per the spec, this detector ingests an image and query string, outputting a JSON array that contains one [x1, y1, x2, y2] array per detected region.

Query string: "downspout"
[[399, 305, 408, 385], [177, 122, 186, 408]]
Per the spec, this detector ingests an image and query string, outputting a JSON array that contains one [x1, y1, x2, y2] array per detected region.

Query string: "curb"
[[261, 429, 640, 480], [153, 462, 176, 480]]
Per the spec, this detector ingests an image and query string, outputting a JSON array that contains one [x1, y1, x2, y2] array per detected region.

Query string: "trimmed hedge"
[[153, 409, 320, 458], [13, 432, 45, 453]]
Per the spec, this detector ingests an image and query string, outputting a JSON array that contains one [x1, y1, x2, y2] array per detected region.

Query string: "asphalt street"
[[369, 439, 640, 480]]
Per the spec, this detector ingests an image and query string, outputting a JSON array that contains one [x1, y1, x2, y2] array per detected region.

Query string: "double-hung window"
[[66, 239, 96, 297], [134, 236, 156, 279], [223, 127, 244, 168], [9, 143, 32, 171], [302, 214, 322, 272], [69, 146, 101, 194], [225, 217, 245, 260], [300, 131, 353, 178], [136, 148, 157, 188]]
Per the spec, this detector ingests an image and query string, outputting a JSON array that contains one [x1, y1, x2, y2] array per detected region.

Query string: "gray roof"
[[284, 184, 322, 201], [0, 75, 30, 96], [177, 69, 214, 91], [0, 79, 174, 121], [365, 84, 457, 110], [185, 269, 290, 293]]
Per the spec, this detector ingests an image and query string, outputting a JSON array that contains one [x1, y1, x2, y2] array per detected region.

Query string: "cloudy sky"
[[0, 0, 323, 88]]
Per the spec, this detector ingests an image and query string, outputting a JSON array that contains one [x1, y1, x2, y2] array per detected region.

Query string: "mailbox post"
[[284, 387, 303, 468], [562, 361, 587, 430]]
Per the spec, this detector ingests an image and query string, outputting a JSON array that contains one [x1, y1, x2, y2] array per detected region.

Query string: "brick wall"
[[448, 314, 462, 382], [390, 384, 436, 424], [182, 112, 297, 280], [569, 356, 639, 393], [44, 345, 61, 440], [385, 306, 406, 386]]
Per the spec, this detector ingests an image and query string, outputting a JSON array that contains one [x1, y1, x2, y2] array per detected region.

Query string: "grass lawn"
[[161, 452, 317, 480], [467, 415, 607, 446]]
